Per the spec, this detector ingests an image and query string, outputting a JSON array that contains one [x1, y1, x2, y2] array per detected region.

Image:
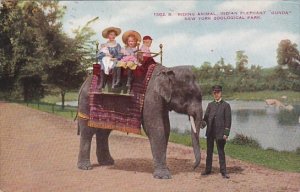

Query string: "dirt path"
[[0, 102, 299, 192]]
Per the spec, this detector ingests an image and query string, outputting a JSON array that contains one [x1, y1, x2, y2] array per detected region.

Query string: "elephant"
[[77, 64, 204, 179]]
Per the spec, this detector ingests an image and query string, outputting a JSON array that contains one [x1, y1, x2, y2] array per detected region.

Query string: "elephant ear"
[[154, 69, 175, 103]]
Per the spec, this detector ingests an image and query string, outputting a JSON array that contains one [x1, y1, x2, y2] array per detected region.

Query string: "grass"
[[169, 132, 300, 172], [203, 90, 300, 103], [17, 101, 77, 119], [41, 91, 79, 103]]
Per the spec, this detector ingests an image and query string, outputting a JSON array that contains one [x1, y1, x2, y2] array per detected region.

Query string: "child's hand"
[[121, 48, 125, 54]]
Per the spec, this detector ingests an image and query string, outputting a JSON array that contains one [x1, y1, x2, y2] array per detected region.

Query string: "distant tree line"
[[0, 0, 95, 108], [193, 40, 300, 95]]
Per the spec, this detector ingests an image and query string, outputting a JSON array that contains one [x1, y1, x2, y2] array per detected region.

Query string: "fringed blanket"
[[87, 64, 156, 134]]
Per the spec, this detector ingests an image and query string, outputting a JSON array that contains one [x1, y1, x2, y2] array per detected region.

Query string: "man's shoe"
[[221, 173, 230, 179], [201, 171, 211, 176]]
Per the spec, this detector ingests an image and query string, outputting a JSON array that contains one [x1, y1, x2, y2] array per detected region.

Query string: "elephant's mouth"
[[189, 115, 197, 133], [189, 115, 203, 133]]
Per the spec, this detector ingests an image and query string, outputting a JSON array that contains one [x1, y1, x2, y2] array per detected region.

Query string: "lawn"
[[169, 132, 300, 172], [41, 91, 79, 103], [20, 101, 77, 119], [203, 90, 300, 103]]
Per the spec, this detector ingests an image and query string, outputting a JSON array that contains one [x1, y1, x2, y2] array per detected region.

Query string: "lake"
[[58, 100, 300, 152], [170, 100, 300, 152]]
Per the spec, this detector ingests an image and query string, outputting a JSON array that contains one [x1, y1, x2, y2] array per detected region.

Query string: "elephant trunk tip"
[[193, 158, 200, 169]]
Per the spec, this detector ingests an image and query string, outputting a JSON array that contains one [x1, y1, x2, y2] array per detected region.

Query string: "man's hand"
[[201, 121, 207, 129], [223, 135, 228, 140]]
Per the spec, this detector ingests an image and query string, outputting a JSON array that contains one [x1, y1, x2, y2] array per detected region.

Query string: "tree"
[[277, 39, 300, 75], [0, 0, 23, 95], [269, 66, 292, 90], [0, 0, 96, 104], [46, 55, 86, 109], [0, 0, 66, 100], [277, 39, 300, 91], [235, 50, 248, 74], [46, 18, 96, 109]]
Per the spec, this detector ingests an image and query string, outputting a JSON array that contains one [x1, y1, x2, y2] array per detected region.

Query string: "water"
[[170, 100, 300, 152], [58, 100, 300, 152]]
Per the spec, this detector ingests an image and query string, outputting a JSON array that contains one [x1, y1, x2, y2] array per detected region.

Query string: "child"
[[139, 35, 156, 72], [140, 35, 153, 57], [97, 27, 122, 90], [115, 30, 141, 89], [99, 46, 114, 75]]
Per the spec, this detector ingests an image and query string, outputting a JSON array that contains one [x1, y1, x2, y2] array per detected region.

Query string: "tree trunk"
[[61, 91, 65, 110]]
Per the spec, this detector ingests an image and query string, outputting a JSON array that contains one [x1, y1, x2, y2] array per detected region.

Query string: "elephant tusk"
[[190, 116, 197, 134]]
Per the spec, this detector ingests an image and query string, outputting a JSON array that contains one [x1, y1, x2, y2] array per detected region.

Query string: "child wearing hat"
[[139, 35, 157, 72], [97, 27, 123, 90], [115, 30, 142, 89], [140, 35, 153, 57]]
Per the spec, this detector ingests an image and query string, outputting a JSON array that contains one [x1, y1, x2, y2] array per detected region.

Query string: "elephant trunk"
[[189, 115, 201, 169]]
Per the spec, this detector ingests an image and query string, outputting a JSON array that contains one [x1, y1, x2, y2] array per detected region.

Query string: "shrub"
[[231, 133, 261, 148]]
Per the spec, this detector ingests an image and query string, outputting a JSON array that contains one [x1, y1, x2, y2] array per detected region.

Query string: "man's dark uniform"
[[203, 96, 231, 175]]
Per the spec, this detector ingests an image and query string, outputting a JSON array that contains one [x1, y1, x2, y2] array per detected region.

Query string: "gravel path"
[[0, 102, 299, 192]]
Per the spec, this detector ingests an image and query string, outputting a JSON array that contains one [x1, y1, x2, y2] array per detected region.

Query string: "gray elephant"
[[77, 64, 204, 179]]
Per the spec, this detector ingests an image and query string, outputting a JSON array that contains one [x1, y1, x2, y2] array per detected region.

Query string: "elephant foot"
[[77, 161, 93, 170], [153, 168, 172, 179], [97, 155, 115, 166]]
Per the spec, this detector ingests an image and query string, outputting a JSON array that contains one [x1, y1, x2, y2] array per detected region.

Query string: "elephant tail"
[[75, 76, 91, 135]]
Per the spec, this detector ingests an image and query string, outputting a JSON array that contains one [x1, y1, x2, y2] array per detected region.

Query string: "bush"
[[231, 133, 261, 148]]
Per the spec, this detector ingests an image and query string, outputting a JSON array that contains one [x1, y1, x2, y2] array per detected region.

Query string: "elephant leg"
[[163, 112, 171, 145], [77, 120, 94, 170], [96, 129, 114, 166], [148, 124, 171, 179]]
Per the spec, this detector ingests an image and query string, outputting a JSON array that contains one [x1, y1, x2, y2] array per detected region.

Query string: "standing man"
[[202, 85, 231, 179]]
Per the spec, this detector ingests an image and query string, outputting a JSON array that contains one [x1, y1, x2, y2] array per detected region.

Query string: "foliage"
[[195, 41, 300, 94], [0, 1, 66, 100], [231, 133, 261, 148], [0, 0, 94, 107], [277, 39, 300, 76], [220, 90, 300, 103], [235, 50, 248, 74]]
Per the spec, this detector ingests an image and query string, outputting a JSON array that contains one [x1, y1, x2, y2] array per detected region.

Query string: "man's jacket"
[[203, 100, 231, 139]]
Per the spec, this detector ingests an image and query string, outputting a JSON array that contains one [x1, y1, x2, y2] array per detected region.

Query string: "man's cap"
[[143, 35, 153, 40], [212, 85, 222, 92]]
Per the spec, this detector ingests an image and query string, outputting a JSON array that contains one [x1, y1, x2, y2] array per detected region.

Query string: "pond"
[[170, 100, 300, 152], [57, 100, 300, 152]]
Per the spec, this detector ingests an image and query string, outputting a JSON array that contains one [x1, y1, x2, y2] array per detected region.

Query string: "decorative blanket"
[[87, 64, 156, 134]]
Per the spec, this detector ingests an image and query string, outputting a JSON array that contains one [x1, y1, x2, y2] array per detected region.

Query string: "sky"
[[59, 0, 300, 68]]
